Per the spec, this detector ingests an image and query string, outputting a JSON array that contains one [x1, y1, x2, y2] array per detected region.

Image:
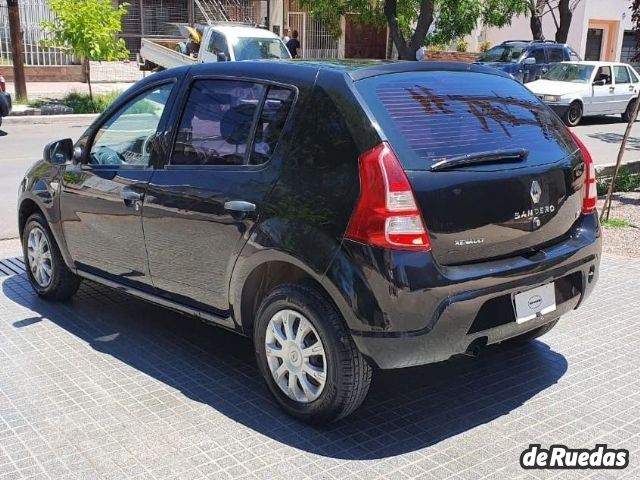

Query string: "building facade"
[[473, 0, 638, 64]]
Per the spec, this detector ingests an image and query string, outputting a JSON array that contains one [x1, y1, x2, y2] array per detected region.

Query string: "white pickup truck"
[[139, 24, 291, 71]]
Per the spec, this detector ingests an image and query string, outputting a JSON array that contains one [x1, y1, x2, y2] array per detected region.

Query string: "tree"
[[41, 0, 129, 109], [7, 0, 27, 101], [526, 0, 582, 43], [297, 0, 530, 60]]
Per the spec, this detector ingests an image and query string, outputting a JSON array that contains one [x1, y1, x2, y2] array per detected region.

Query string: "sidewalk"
[[5, 81, 137, 100]]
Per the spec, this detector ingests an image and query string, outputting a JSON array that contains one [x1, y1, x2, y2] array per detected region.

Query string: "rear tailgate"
[[355, 70, 585, 265]]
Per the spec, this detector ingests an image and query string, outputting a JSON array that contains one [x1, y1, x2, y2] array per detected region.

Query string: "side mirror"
[[216, 52, 227, 62], [593, 79, 606, 86], [523, 57, 537, 65], [43, 139, 74, 165]]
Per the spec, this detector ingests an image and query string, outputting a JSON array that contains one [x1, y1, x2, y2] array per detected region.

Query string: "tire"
[[502, 319, 559, 345], [563, 102, 583, 127], [622, 99, 638, 123], [22, 213, 81, 301], [254, 283, 372, 423]]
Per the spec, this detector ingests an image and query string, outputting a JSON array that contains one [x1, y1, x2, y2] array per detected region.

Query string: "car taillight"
[[568, 129, 597, 214], [346, 142, 431, 251]]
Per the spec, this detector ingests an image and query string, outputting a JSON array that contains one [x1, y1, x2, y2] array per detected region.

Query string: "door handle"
[[609, 86, 615, 93], [630, 85, 635, 92], [224, 200, 256, 213]]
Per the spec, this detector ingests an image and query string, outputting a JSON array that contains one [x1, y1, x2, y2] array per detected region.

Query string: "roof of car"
[[211, 25, 279, 39]]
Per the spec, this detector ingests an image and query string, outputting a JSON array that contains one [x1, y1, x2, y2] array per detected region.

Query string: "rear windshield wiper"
[[430, 149, 529, 171]]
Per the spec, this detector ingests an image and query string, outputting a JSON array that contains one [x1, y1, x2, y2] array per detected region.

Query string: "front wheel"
[[22, 213, 81, 300], [563, 102, 583, 127], [254, 284, 372, 423]]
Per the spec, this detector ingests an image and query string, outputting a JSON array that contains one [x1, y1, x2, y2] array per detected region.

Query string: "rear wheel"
[[622, 99, 638, 123], [22, 213, 80, 300], [503, 319, 559, 344], [254, 283, 372, 423], [563, 102, 583, 127]]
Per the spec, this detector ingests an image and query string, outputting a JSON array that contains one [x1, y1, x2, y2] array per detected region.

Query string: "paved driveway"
[[0, 253, 638, 479]]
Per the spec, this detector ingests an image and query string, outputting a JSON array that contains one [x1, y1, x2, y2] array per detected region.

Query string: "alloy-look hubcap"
[[27, 227, 53, 288], [265, 309, 327, 403]]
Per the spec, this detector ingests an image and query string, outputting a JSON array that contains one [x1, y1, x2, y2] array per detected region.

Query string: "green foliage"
[[456, 38, 469, 52], [41, 0, 129, 62], [596, 167, 640, 195], [601, 218, 632, 228]]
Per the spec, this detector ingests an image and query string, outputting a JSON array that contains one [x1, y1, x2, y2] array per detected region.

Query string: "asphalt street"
[[0, 114, 638, 240], [0, 118, 91, 240]]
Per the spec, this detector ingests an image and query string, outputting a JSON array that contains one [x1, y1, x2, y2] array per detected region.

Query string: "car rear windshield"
[[355, 71, 575, 170]]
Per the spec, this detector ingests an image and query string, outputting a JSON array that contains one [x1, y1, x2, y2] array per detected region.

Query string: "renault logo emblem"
[[530, 181, 542, 204]]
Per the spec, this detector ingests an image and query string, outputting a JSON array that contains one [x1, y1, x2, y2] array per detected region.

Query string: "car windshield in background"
[[231, 37, 290, 60], [543, 63, 594, 83], [356, 71, 575, 170], [478, 45, 527, 63]]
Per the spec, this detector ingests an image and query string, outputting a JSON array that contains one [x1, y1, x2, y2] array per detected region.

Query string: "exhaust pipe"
[[461, 337, 487, 358]]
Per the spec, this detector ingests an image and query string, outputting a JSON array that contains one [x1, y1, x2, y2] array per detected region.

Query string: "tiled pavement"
[[0, 253, 638, 480]]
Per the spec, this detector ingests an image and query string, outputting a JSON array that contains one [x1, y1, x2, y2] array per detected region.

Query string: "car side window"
[[89, 83, 173, 167], [207, 32, 229, 58], [548, 47, 564, 63], [172, 80, 265, 167], [527, 48, 546, 64], [595, 66, 613, 85], [629, 67, 640, 83], [614, 65, 631, 84], [250, 86, 295, 165]]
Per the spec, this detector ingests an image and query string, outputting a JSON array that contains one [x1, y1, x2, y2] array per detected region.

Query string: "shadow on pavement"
[[2, 271, 568, 460], [587, 131, 640, 150]]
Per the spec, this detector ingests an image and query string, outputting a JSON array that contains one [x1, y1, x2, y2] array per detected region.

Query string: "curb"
[[2, 114, 99, 125]]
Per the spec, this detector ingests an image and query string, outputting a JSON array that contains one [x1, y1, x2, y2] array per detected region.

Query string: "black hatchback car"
[[18, 60, 601, 423]]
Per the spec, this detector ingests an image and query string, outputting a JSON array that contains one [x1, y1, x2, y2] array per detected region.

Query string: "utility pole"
[[7, 0, 27, 101]]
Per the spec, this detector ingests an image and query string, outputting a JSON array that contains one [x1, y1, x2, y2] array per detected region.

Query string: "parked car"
[[527, 61, 640, 126], [0, 74, 12, 127], [476, 40, 581, 83], [17, 60, 601, 423], [139, 23, 291, 71]]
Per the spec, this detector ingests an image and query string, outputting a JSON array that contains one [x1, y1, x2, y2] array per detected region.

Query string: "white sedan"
[[527, 61, 640, 126]]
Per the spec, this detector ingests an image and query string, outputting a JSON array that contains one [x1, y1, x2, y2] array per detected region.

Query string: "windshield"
[[231, 37, 291, 61], [543, 63, 594, 83], [478, 45, 527, 63]]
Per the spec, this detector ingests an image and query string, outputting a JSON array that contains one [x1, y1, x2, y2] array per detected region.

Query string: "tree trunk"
[[529, 0, 546, 41], [84, 60, 94, 110], [7, 0, 27, 101], [555, 0, 572, 43], [384, 0, 434, 61]]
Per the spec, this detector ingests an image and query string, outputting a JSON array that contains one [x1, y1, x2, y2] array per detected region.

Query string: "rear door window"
[[355, 71, 575, 170], [614, 65, 631, 84], [548, 47, 565, 63]]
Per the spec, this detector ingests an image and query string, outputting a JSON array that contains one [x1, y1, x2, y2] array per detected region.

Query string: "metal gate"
[[288, 11, 338, 59], [0, 0, 75, 66]]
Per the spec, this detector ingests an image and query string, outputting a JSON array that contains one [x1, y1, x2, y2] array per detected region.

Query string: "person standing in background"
[[282, 28, 290, 44], [286, 30, 301, 58]]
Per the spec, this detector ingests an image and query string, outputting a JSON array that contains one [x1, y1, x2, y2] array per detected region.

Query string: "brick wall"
[[425, 51, 479, 63], [1, 65, 85, 82]]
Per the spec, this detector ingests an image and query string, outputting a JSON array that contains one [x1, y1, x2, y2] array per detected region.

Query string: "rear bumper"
[[0, 92, 12, 117], [327, 214, 601, 369]]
